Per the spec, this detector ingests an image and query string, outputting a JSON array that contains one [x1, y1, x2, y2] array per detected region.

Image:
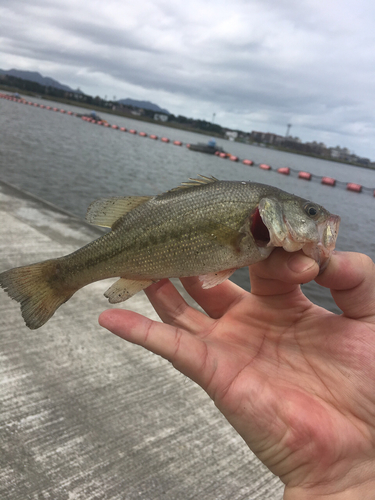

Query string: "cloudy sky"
[[1, 0, 375, 159]]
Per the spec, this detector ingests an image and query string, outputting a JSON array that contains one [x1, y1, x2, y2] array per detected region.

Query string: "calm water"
[[1, 96, 374, 313]]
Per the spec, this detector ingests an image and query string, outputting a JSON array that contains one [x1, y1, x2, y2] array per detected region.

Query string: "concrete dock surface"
[[0, 180, 283, 500]]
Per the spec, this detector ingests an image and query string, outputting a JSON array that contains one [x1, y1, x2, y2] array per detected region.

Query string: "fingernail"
[[288, 254, 316, 273]]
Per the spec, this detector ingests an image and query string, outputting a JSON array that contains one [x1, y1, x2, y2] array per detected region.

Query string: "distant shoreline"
[[1, 83, 373, 171]]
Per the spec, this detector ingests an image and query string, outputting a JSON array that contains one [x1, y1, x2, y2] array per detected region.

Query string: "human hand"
[[99, 250, 375, 499]]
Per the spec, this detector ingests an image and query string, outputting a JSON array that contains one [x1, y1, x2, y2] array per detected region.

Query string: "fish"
[[0, 176, 340, 329]]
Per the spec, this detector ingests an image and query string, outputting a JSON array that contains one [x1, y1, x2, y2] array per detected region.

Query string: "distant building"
[[154, 113, 168, 122], [251, 131, 284, 145], [225, 130, 238, 141]]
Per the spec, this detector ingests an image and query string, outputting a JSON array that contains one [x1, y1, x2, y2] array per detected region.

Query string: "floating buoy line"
[[2, 93, 374, 197]]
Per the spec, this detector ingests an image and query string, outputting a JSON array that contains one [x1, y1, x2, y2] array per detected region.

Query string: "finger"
[[315, 252, 375, 320], [99, 308, 209, 386], [249, 248, 320, 296], [179, 276, 247, 319], [144, 279, 214, 333]]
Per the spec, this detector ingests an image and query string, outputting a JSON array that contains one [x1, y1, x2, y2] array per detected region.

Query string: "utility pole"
[[212, 112, 216, 124], [286, 123, 292, 137]]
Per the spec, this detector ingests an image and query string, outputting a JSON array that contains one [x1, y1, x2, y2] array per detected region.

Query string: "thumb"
[[315, 252, 375, 320]]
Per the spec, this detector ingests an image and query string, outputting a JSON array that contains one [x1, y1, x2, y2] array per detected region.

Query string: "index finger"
[[249, 248, 320, 296]]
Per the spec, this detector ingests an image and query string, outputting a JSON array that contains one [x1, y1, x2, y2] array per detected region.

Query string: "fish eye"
[[304, 203, 319, 218]]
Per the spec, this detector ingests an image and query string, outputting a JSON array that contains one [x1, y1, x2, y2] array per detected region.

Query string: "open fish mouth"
[[250, 207, 271, 247]]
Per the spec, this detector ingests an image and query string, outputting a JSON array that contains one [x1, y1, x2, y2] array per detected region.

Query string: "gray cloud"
[[1, 0, 375, 157]]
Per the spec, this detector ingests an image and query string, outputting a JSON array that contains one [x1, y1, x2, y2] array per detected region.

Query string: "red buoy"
[[173, 140, 182, 146], [219, 152, 227, 158], [259, 163, 271, 170], [120, 127, 127, 132], [161, 137, 170, 142], [242, 159, 254, 166], [139, 132, 147, 137], [277, 167, 290, 175], [229, 155, 239, 162], [129, 129, 137, 134], [111, 124, 119, 129], [150, 134, 158, 140], [346, 183, 362, 192], [298, 171, 312, 180], [321, 177, 336, 186]]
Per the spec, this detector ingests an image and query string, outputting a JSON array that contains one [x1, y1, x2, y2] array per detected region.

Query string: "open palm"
[[100, 250, 375, 499]]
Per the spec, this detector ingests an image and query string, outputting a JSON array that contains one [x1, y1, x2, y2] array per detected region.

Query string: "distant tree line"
[[0, 73, 225, 136]]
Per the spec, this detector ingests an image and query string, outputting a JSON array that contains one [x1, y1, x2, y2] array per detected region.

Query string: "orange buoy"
[[149, 134, 158, 140], [139, 131, 147, 137], [242, 159, 254, 166], [321, 177, 336, 186], [129, 129, 137, 134], [277, 167, 290, 175], [259, 163, 271, 170], [346, 183, 362, 192], [298, 171, 312, 180], [173, 140, 182, 146], [230, 155, 239, 162], [161, 137, 170, 142]]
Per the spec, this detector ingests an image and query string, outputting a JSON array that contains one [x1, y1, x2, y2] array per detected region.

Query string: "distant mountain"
[[0, 69, 83, 94], [117, 98, 170, 115]]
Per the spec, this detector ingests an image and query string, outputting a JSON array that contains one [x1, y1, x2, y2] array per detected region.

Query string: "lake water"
[[1, 95, 374, 313]]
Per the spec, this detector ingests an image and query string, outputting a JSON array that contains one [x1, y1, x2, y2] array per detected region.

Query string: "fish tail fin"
[[0, 260, 76, 329]]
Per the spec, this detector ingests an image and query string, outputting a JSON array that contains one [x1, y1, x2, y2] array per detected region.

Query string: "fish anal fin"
[[199, 268, 236, 289], [86, 196, 152, 228], [104, 278, 154, 303]]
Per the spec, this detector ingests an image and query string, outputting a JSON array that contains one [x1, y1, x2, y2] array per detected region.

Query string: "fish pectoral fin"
[[199, 268, 236, 289], [104, 278, 155, 303], [86, 196, 152, 228]]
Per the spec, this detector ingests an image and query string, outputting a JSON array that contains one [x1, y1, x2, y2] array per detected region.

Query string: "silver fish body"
[[0, 176, 340, 329]]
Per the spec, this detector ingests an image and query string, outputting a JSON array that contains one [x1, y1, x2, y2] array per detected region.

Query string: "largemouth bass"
[[0, 176, 340, 329]]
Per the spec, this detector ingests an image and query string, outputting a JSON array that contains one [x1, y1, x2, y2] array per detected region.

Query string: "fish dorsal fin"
[[168, 175, 219, 192], [86, 196, 152, 228]]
